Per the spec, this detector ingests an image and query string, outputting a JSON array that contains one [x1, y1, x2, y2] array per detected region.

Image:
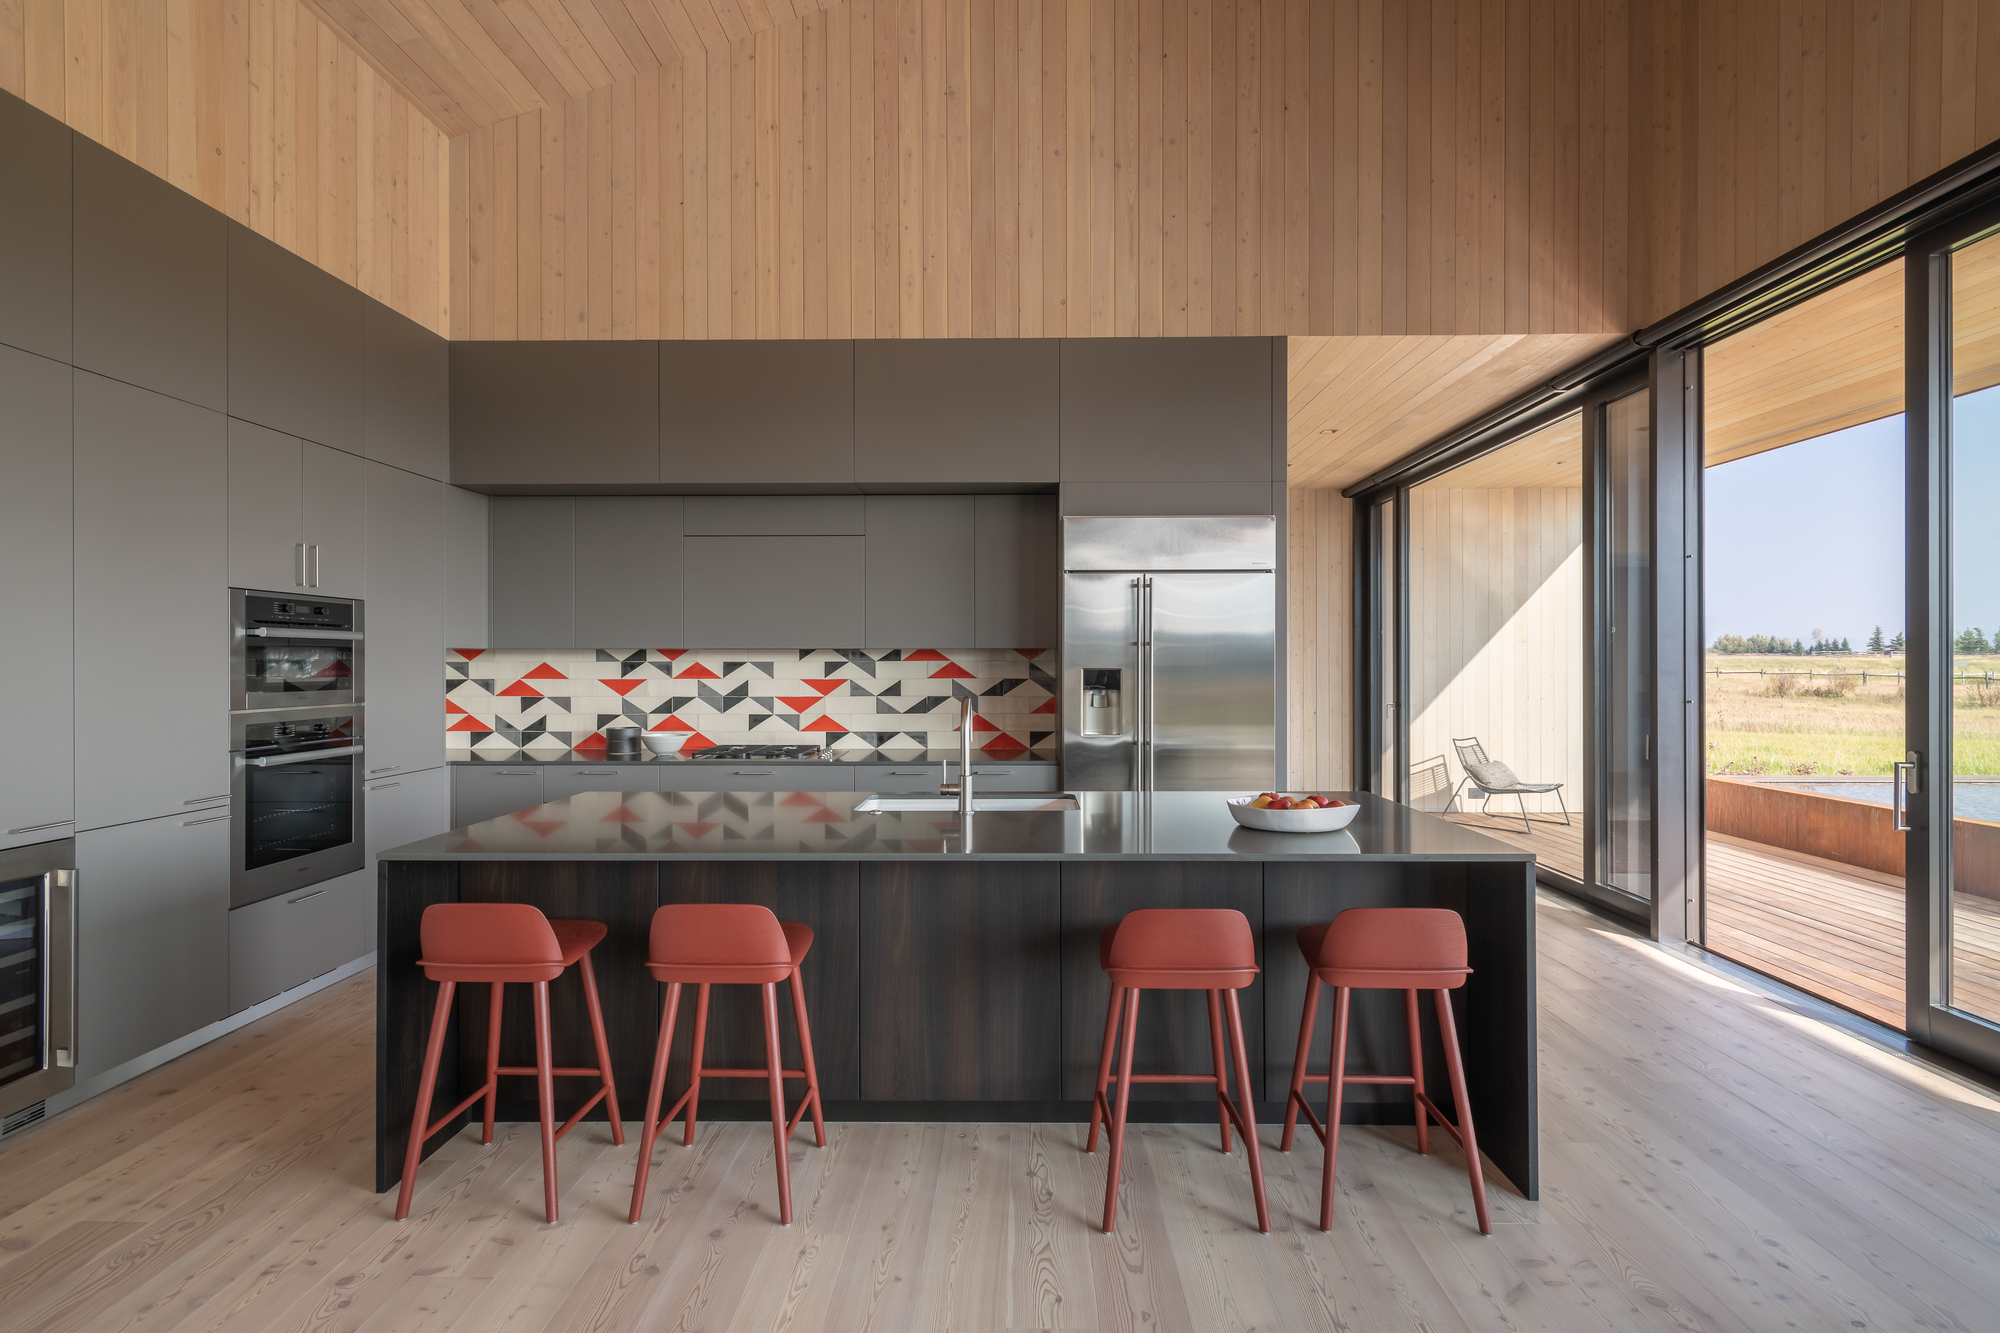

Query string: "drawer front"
[[959, 765, 1061, 792], [853, 764, 946, 791], [450, 767, 547, 827], [543, 765, 660, 800], [657, 766, 856, 793], [227, 867, 367, 1014]]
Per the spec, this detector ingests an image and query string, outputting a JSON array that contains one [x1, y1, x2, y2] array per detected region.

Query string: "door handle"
[[295, 542, 306, 587], [308, 544, 321, 588], [287, 888, 327, 905], [239, 745, 362, 767], [52, 868, 75, 1067], [1894, 751, 1920, 832]]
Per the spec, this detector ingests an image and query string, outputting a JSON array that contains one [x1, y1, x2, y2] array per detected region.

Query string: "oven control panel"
[[244, 592, 356, 631]]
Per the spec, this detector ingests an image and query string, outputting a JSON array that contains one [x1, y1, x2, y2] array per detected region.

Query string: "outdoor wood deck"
[[1442, 813, 2000, 1032]]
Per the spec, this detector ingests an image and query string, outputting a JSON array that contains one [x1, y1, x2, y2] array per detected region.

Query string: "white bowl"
[[640, 734, 684, 756], [1225, 795, 1360, 833]]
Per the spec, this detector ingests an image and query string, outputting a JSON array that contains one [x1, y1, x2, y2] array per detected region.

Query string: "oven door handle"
[[238, 745, 363, 767], [241, 627, 362, 642]]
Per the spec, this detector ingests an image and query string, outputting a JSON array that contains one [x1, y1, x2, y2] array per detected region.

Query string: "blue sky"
[[1702, 384, 2000, 649]]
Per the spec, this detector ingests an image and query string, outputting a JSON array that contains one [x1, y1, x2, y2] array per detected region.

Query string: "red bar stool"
[[628, 904, 826, 1226], [1085, 907, 1270, 1234], [1281, 906, 1490, 1234], [395, 903, 625, 1224]]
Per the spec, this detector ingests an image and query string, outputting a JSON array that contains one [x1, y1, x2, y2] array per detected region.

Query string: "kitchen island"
[[375, 789, 1538, 1198]]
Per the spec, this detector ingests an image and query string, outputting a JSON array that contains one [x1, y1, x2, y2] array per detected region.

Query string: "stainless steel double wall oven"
[[229, 591, 365, 909]]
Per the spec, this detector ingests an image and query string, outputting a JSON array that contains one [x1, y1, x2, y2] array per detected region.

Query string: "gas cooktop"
[[686, 745, 830, 760]]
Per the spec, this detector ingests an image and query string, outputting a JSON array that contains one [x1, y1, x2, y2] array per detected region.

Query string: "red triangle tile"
[[799, 716, 848, 732], [929, 662, 975, 679], [804, 808, 845, 823], [779, 791, 824, 807], [574, 733, 609, 753], [678, 731, 716, 752], [1031, 697, 1057, 714], [445, 699, 468, 715], [600, 804, 646, 823], [677, 822, 718, 838], [454, 648, 485, 660], [648, 715, 696, 732], [971, 713, 1004, 732], [904, 649, 948, 661], [498, 679, 542, 698], [778, 696, 825, 712], [804, 679, 845, 696], [980, 735, 1030, 758], [447, 715, 492, 732], [676, 663, 720, 679], [601, 678, 644, 696], [521, 662, 568, 680], [658, 649, 688, 660]]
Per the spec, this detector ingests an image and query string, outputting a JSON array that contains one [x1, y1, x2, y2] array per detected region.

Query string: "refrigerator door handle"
[[1141, 576, 1156, 792]]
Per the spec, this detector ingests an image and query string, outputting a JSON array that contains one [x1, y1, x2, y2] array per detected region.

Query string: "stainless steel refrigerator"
[[1061, 516, 1277, 791]]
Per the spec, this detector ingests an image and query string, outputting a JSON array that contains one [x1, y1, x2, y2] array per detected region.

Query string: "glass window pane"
[[1408, 415, 1585, 882], [1604, 391, 1654, 902], [1375, 497, 1399, 796]]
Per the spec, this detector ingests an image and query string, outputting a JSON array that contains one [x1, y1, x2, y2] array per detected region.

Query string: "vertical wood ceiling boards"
[[1, 0, 452, 334]]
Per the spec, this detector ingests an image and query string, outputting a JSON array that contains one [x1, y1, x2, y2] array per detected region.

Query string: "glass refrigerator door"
[[0, 874, 44, 1089]]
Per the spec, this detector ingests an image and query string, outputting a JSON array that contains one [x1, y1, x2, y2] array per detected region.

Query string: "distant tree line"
[[1711, 633, 1851, 654], [1957, 627, 1995, 654]]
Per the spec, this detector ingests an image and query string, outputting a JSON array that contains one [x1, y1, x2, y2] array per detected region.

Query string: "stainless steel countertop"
[[379, 789, 1534, 863], [446, 749, 1056, 766]]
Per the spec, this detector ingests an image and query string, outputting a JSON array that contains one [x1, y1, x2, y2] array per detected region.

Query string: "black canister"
[[604, 725, 642, 758]]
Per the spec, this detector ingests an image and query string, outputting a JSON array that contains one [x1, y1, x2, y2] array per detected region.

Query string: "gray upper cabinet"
[[0, 91, 71, 362], [227, 223, 365, 452], [855, 340, 1059, 485], [489, 497, 576, 646], [444, 486, 490, 650], [302, 443, 367, 598], [225, 423, 367, 598], [661, 341, 855, 488], [451, 341, 659, 487], [1059, 337, 1275, 483], [0, 347, 73, 851], [364, 300, 449, 480], [683, 536, 866, 644], [71, 135, 227, 410], [974, 493, 1059, 648], [574, 497, 684, 646], [364, 462, 445, 777], [865, 496, 975, 645], [683, 495, 864, 534], [74, 372, 229, 831]]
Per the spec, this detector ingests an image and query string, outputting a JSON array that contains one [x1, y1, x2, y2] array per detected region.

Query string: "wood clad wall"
[[0, 0, 452, 334], [448, 0, 1648, 341], [1406, 480, 1584, 814], [1286, 485, 1352, 790]]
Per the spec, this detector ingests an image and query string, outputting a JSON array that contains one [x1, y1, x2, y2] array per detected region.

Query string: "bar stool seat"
[[395, 903, 624, 1224], [629, 904, 826, 1226], [1281, 906, 1490, 1234], [1086, 908, 1270, 1234]]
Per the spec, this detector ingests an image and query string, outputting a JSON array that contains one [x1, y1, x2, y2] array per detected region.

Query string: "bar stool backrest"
[[1106, 908, 1256, 975], [418, 902, 564, 982], [649, 903, 793, 982], [1317, 907, 1469, 983]]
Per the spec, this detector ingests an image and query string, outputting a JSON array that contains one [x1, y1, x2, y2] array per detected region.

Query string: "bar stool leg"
[[1222, 989, 1270, 1233], [787, 969, 827, 1148], [578, 952, 625, 1145], [1205, 990, 1232, 1153], [1434, 989, 1491, 1235], [682, 983, 711, 1147], [532, 979, 560, 1223], [1405, 988, 1429, 1156], [482, 982, 504, 1145], [395, 980, 457, 1221], [1101, 988, 1141, 1234], [761, 982, 794, 1225], [1319, 986, 1352, 1232], [1281, 979, 1321, 1153], [1085, 985, 1125, 1154], [629, 982, 683, 1224]]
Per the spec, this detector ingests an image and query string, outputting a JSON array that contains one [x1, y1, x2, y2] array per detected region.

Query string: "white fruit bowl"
[[1225, 795, 1361, 833], [640, 734, 684, 756]]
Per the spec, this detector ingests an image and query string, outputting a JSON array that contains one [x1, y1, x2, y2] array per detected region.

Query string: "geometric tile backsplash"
[[446, 647, 1058, 760]]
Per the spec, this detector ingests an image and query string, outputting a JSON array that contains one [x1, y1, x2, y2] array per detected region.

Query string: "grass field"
[[1705, 652, 2000, 775]]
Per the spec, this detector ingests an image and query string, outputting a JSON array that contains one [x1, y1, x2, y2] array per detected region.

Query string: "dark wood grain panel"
[[656, 861, 862, 1102], [374, 860, 459, 1194], [859, 862, 1061, 1100], [455, 862, 661, 1121], [1459, 861, 1538, 1199], [1058, 862, 1265, 1102]]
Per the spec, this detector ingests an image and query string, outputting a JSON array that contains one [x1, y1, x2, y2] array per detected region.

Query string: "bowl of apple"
[[1226, 792, 1360, 833]]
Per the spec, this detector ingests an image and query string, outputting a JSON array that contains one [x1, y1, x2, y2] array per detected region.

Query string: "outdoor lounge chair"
[[1408, 755, 1458, 813], [1450, 737, 1569, 835]]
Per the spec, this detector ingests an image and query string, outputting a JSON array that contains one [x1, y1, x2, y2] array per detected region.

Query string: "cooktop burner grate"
[[686, 744, 829, 760]]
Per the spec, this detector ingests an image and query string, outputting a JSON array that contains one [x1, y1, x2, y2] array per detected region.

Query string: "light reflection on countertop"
[[379, 789, 1534, 862]]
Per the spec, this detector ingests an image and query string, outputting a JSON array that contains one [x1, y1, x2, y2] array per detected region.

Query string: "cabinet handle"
[[182, 814, 230, 826], [183, 794, 230, 805], [369, 765, 401, 774], [7, 819, 73, 835], [733, 769, 774, 775], [287, 888, 326, 905], [497, 769, 538, 776], [888, 770, 933, 775], [576, 769, 620, 775], [308, 544, 321, 588], [369, 782, 402, 792], [971, 768, 1013, 775], [295, 543, 306, 587]]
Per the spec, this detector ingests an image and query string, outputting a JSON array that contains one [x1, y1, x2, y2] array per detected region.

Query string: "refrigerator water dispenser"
[[1081, 668, 1124, 736]]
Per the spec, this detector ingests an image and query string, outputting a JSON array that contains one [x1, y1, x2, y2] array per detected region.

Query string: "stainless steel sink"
[[853, 794, 1081, 813]]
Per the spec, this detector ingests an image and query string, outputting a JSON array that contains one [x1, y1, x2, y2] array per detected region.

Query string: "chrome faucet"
[[941, 695, 976, 818]]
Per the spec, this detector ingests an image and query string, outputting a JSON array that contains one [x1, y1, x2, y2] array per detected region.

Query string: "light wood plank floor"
[[4, 896, 2000, 1332], [1443, 809, 1586, 881]]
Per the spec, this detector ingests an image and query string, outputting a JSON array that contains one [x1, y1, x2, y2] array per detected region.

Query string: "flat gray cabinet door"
[[71, 136, 227, 411], [303, 442, 367, 598], [657, 767, 855, 793], [227, 866, 367, 1013], [851, 764, 946, 791], [0, 92, 71, 361], [366, 766, 450, 870], [1059, 337, 1276, 483], [226, 418, 305, 593], [445, 486, 490, 650], [865, 496, 975, 645], [227, 223, 364, 453], [854, 340, 1060, 484], [574, 497, 683, 646], [363, 462, 445, 777], [0, 347, 73, 852], [543, 765, 659, 800], [661, 341, 855, 486], [451, 766, 547, 827], [974, 493, 1059, 648], [960, 764, 1061, 792], [74, 373, 229, 831], [451, 341, 659, 486], [76, 809, 231, 1081], [489, 497, 575, 647], [364, 300, 449, 480], [682, 536, 865, 645]]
